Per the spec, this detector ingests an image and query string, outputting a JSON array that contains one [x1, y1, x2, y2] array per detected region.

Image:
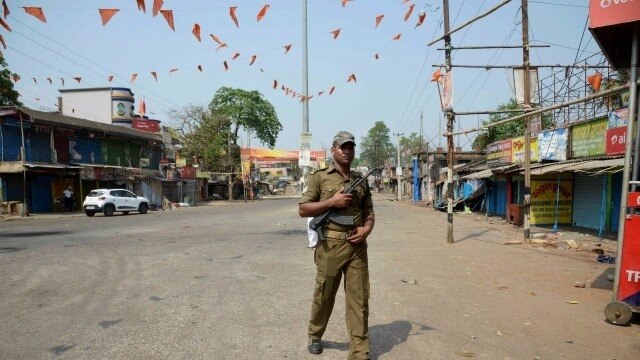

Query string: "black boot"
[[308, 339, 323, 355]]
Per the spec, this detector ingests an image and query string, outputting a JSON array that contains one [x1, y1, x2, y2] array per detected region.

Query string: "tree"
[[360, 121, 395, 168], [399, 132, 424, 165], [209, 87, 282, 148], [471, 99, 552, 151], [0, 58, 22, 107]]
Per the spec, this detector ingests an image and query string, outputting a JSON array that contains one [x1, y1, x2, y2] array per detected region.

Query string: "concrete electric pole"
[[394, 132, 404, 201]]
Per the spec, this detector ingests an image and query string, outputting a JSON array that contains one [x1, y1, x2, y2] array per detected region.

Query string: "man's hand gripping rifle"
[[308, 168, 376, 243]]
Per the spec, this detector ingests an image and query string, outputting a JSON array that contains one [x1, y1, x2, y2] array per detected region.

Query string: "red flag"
[[224, 61, 229, 71], [3, 0, 9, 18], [152, 0, 163, 16], [392, 33, 401, 41], [169, 68, 178, 73], [0, 34, 5, 49], [329, 86, 336, 95], [197, 65, 203, 72], [284, 44, 291, 54], [160, 10, 174, 31], [229, 6, 239, 28], [136, 0, 146, 13], [273, 79, 277, 89], [347, 74, 356, 83], [375, 14, 384, 28], [0, 17, 10, 31], [108, 75, 114, 82], [138, 98, 146, 116], [330, 28, 341, 39], [404, 4, 414, 21], [256, 4, 269, 22], [374, 53, 379, 60], [249, 55, 257, 65], [73, 77, 82, 84], [23, 7, 46, 23], [99, 9, 119, 26], [341, 0, 352, 7], [192, 23, 201, 41], [130, 73, 138, 82], [151, 71, 157, 81], [47, 77, 52, 84], [587, 73, 603, 92], [415, 11, 426, 28], [430, 69, 442, 82], [210, 34, 224, 45], [231, 52, 240, 60]]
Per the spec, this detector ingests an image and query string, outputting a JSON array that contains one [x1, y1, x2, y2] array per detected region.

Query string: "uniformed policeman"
[[299, 131, 375, 360]]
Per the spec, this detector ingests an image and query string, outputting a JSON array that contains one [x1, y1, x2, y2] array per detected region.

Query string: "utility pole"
[[443, 0, 455, 244], [521, 0, 532, 242], [301, 0, 310, 181], [394, 132, 404, 201], [228, 127, 233, 201]]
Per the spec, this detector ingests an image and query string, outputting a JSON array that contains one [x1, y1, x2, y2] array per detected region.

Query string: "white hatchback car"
[[82, 189, 150, 217]]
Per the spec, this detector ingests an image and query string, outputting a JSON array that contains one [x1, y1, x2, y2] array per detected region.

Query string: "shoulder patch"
[[311, 167, 328, 175]]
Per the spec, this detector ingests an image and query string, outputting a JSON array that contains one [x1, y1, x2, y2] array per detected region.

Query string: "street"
[[0, 194, 639, 359]]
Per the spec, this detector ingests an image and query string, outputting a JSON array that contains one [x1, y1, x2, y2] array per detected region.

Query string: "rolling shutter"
[[572, 173, 605, 229]]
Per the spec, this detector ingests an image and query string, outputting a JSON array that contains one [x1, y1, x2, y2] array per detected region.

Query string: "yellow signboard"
[[530, 180, 573, 225], [511, 136, 538, 163]]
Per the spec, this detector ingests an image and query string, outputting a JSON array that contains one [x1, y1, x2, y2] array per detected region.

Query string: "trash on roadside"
[[607, 274, 615, 282], [574, 282, 586, 288], [566, 239, 579, 249], [525, 291, 537, 296], [401, 279, 417, 284], [566, 300, 579, 304], [597, 254, 616, 264], [504, 240, 523, 245], [455, 350, 475, 357]]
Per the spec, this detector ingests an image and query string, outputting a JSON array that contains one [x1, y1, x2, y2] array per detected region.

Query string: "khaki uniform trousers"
[[309, 230, 370, 360]]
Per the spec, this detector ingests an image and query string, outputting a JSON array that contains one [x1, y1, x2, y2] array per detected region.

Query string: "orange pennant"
[[169, 68, 178, 73], [136, 0, 146, 13], [375, 14, 384, 28], [11, 74, 19, 82], [224, 61, 229, 71], [152, 0, 163, 17], [231, 52, 240, 60], [160, 10, 174, 31], [415, 11, 426, 28], [430, 69, 442, 82], [47, 77, 52, 84], [284, 44, 291, 54], [256, 4, 269, 22], [3, 0, 9, 18], [192, 23, 201, 41], [210, 34, 224, 45], [0, 34, 5, 49], [374, 53, 379, 60], [217, 43, 228, 51], [99, 9, 119, 26], [587, 73, 603, 92], [31, 77, 36, 84], [23, 7, 46, 23], [281, 85, 285, 90], [329, 86, 335, 95], [60, 77, 64, 86], [273, 80, 277, 89], [392, 33, 401, 41], [404, 4, 414, 21], [229, 6, 239, 28], [197, 65, 203, 72], [249, 55, 257, 65], [318, 91, 324, 96], [108, 75, 114, 82], [341, 0, 352, 7], [130, 73, 138, 82], [138, 99, 146, 116], [347, 74, 357, 83], [73, 77, 82, 84], [330, 28, 341, 39], [0, 17, 10, 31], [151, 71, 157, 81]]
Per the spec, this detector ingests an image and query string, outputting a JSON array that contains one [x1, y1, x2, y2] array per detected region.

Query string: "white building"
[[58, 87, 136, 127]]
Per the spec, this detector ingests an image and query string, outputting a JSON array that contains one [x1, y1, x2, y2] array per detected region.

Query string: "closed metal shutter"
[[572, 173, 605, 229]]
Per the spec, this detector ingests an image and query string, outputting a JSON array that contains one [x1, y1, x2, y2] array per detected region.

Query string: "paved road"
[[0, 195, 638, 359]]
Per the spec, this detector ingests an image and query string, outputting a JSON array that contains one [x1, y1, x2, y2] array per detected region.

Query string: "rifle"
[[308, 167, 377, 244]]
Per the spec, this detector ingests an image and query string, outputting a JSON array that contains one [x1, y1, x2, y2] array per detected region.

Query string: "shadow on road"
[[591, 267, 614, 290], [454, 229, 492, 243], [0, 230, 72, 238]]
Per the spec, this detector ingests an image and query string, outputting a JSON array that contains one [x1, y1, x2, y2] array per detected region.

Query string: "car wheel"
[[122, 211, 129, 215], [103, 204, 115, 217], [85, 211, 95, 217], [138, 203, 149, 214]]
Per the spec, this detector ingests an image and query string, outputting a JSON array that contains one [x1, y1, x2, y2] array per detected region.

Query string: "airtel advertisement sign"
[[590, 0, 640, 29]]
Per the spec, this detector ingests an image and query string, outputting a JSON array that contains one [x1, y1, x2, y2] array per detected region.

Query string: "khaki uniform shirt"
[[299, 164, 374, 232]]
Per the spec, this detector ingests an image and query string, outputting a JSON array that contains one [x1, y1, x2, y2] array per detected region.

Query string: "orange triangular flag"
[[0, 17, 10, 31], [430, 69, 442, 82], [2, 0, 9, 18], [0, 34, 5, 49], [47, 77, 52, 84], [375, 14, 384, 28], [99, 9, 119, 26], [60, 77, 64, 86], [347, 74, 356, 83], [257, 4, 269, 22], [330, 28, 341, 39], [249, 55, 257, 65], [273, 80, 277, 89], [138, 98, 146, 116], [130, 73, 138, 82], [11, 74, 19, 82], [342, 0, 352, 7], [284, 44, 291, 54], [136, 0, 146, 13], [23, 7, 46, 23], [210, 34, 224, 45], [151, 71, 157, 81], [230, 52, 239, 60], [587, 73, 603, 92], [73, 77, 82, 83], [374, 53, 379, 60], [329, 86, 335, 95], [169, 68, 178, 73], [318, 91, 324, 96], [160, 10, 174, 31], [192, 23, 201, 41], [229, 6, 239, 28], [404, 4, 414, 21], [217, 43, 228, 51], [392, 33, 401, 41], [152, 0, 163, 16], [31, 77, 36, 84], [415, 11, 426, 28], [108, 75, 114, 82], [223, 61, 229, 71], [197, 65, 203, 72]]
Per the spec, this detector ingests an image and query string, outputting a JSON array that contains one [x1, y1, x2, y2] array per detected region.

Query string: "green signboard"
[[570, 117, 607, 158]]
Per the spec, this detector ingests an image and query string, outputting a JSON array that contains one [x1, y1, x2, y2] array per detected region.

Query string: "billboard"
[[538, 128, 568, 161], [486, 140, 512, 167], [570, 118, 607, 158], [511, 136, 538, 163]]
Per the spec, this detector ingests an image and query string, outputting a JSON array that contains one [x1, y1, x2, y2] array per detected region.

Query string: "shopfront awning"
[[0, 162, 83, 173], [462, 164, 518, 179], [526, 157, 624, 175]]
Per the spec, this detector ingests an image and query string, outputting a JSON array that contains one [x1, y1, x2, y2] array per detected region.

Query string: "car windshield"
[[88, 190, 104, 197]]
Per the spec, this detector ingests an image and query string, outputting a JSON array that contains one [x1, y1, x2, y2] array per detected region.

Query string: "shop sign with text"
[[538, 128, 568, 161], [606, 126, 627, 155], [570, 118, 607, 158], [511, 136, 539, 163], [486, 140, 512, 167], [530, 180, 573, 225]]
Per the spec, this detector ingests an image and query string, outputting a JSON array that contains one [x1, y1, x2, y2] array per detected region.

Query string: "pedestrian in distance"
[[298, 131, 375, 360], [63, 186, 74, 212]]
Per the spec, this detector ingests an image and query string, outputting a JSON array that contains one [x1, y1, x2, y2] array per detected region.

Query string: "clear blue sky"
[[6, 0, 600, 152]]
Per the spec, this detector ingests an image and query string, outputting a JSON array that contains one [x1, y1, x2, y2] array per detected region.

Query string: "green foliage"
[[359, 121, 395, 167], [399, 132, 424, 165], [0, 58, 22, 107], [209, 87, 282, 148]]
